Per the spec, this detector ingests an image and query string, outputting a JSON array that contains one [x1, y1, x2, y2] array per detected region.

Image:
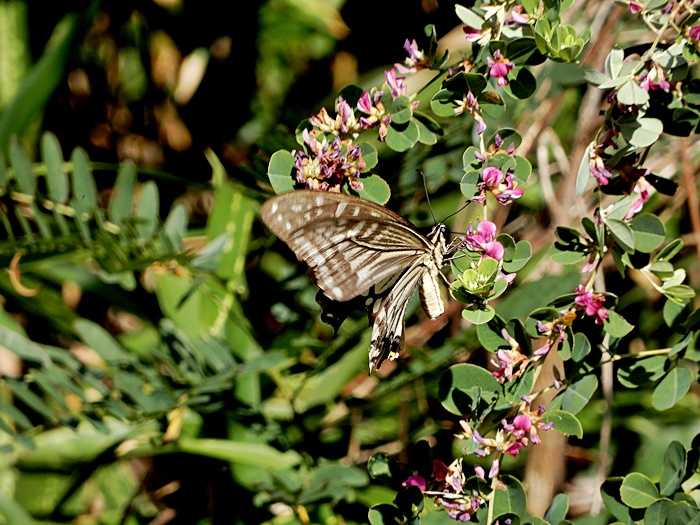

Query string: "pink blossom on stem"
[[403, 474, 427, 492], [396, 38, 427, 73], [479, 166, 524, 204], [487, 50, 514, 87], [589, 150, 611, 186], [628, 0, 644, 13], [690, 25, 700, 41], [639, 65, 671, 92], [574, 285, 608, 324], [384, 67, 407, 98], [625, 176, 653, 219], [506, 5, 530, 25], [464, 220, 505, 260]]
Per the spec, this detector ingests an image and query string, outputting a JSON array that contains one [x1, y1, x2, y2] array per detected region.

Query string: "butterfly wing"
[[368, 260, 426, 372], [261, 191, 431, 301]]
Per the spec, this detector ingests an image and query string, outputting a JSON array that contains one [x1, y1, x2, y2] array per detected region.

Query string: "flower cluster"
[[474, 166, 524, 205], [432, 460, 486, 522], [294, 129, 365, 192], [309, 96, 361, 137], [384, 38, 428, 99], [574, 285, 608, 324], [458, 400, 553, 478], [491, 330, 529, 382]]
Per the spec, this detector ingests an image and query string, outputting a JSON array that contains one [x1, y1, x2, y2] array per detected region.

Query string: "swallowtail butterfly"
[[261, 190, 450, 372]]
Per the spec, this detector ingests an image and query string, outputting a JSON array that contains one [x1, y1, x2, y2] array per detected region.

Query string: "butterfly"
[[261, 190, 451, 372]]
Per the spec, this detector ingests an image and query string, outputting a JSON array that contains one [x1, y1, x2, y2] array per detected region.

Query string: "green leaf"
[[357, 174, 391, 205], [267, 149, 295, 194], [368, 504, 402, 525], [0, 14, 80, 153], [601, 478, 634, 524], [620, 472, 660, 508], [652, 367, 693, 411], [455, 4, 484, 27], [576, 143, 593, 195], [70, 147, 96, 213], [390, 96, 412, 124], [9, 137, 34, 194], [604, 310, 634, 338], [544, 410, 583, 438], [660, 441, 686, 496], [625, 117, 663, 148], [493, 475, 526, 519], [135, 181, 159, 238], [109, 161, 137, 224], [41, 132, 68, 203], [631, 213, 666, 253], [461, 171, 481, 199], [462, 304, 496, 325], [206, 180, 256, 292], [503, 240, 532, 273], [544, 494, 570, 525], [360, 142, 378, 171], [571, 333, 591, 362], [439, 363, 501, 415], [73, 319, 132, 364], [617, 80, 650, 106], [177, 438, 301, 470], [606, 218, 635, 253], [510, 67, 537, 99], [551, 375, 597, 414], [385, 120, 419, 152]]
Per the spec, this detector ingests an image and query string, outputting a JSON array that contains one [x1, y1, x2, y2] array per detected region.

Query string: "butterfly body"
[[261, 191, 449, 372]]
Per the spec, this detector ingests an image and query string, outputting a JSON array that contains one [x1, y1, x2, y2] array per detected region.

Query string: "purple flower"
[[385, 67, 407, 98], [294, 130, 366, 192], [589, 150, 611, 186], [488, 458, 500, 478], [506, 5, 530, 25], [628, 0, 643, 13], [357, 90, 391, 140], [480, 167, 524, 204], [396, 38, 426, 73], [639, 66, 671, 92], [690, 25, 700, 41], [487, 50, 514, 87], [575, 285, 608, 324], [464, 220, 505, 260], [454, 91, 487, 134], [463, 25, 483, 42], [403, 474, 427, 492], [474, 465, 486, 480], [512, 414, 532, 433], [625, 176, 652, 219]]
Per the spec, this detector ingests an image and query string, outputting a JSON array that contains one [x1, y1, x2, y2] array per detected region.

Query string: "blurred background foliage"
[[0, 0, 697, 524]]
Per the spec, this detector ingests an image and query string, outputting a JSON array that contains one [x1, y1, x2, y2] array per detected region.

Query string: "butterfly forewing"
[[261, 191, 431, 301]]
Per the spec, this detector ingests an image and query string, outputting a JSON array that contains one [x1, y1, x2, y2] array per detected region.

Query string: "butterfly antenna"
[[420, 170, 438, 225], [439, 200, 471, 224]]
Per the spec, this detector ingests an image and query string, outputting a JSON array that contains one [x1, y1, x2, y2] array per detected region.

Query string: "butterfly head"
[[428, 223, 448, 244]]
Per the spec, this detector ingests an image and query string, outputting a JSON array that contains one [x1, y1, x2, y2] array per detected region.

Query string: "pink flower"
[[294, 130, 365, 192], [474, 465, 486, 480], [454, 91, 487, 134], [384, 67, 407, 98], [396, 38, 426, 74], [488, 458, 500, 477], [512, 414, 532, 433], [690, 25, 700, 41], [403, 474, 427, 492], [589, 150, 611, 186], [463, 25, 483, 42], [628, 0, 643, 13], [357, 90, 391, 141], [507, 5, 530, 25], [625, 176, 652, 219], [639, 64, 671, 92], [574, 285, 608, 324], [487, 50, 514, 87], [464, 220, 504, 260], [479, 167, 524, 204]]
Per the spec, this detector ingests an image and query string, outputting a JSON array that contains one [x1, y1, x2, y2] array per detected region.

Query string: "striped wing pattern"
[[261, 191, 430, 301], [261, 191, 447, 372]]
